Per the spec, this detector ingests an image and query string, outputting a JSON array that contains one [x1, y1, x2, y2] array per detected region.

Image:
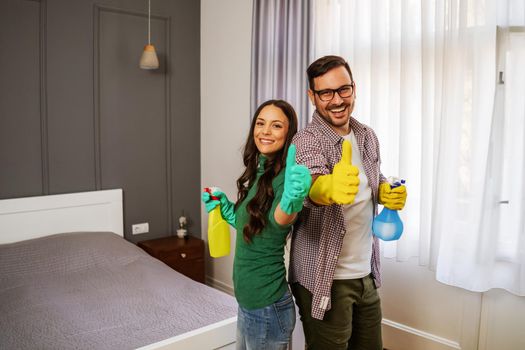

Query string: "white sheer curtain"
[[313, 0, 525, 295]]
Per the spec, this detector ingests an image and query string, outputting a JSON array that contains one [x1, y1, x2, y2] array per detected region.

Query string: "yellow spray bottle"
[[205, 188, 231, 258]]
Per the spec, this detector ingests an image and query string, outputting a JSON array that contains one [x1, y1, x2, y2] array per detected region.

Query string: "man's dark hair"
[[307, 55, 354, 90]]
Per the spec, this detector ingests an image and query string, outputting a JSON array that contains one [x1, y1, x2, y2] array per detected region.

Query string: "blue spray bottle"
[[372, 177, 405, 241]]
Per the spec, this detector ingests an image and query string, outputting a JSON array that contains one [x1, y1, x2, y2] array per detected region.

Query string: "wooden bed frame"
[[0, 189, 236, 350]]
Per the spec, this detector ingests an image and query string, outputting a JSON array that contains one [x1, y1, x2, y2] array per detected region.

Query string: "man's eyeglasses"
[[312, 83, 354, 102]]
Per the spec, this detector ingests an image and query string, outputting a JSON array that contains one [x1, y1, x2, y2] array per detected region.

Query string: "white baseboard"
[[206, 276, 234, 296], [382, 318, 461, 350], [206, 279, 463, 350]]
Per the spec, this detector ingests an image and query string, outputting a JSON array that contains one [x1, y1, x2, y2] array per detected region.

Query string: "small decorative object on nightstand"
[[137, 235, 205, 283], [176, 213, 188, 239]]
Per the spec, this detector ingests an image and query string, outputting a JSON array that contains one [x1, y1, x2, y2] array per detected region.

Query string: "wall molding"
[[206, 284, 463, 349], [163, 14, 172, 234], [93, 4, 102, 191], [39, 0, 49, 195], [382, 318, 461, 349], [93, 4, 172, 234], [92, 5, 171, 185]]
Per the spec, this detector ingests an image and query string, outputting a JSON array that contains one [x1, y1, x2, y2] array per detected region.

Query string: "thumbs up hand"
[[309, 140, 360, 205], [280, 145, 312, 215], [331, 140, 360, 203]]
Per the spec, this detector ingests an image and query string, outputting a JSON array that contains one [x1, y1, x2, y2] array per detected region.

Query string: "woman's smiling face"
[[253, 104, 290, 158]]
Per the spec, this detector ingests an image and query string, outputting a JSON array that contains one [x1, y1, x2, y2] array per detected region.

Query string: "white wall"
[[200, 0, 253, 293], [380, 258, 481, 350], [478, 289, 525, 350], [381, 257, 525, 350]]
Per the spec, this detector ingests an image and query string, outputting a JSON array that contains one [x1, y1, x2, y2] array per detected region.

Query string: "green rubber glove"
[[203, 188, 236, 227], [201, 191, 220, 213], [309, 140, 360, 205], [280, 145, 312, 214]]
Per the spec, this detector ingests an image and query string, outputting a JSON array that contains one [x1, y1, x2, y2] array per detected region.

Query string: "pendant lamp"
[[139, 0, 159, 70]]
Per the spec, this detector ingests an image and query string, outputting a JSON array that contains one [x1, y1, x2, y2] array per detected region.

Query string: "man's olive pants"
[[291, 275, 382, 350]]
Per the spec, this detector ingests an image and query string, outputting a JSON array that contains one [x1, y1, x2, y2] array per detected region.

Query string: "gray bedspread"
[[0, 232, 237, 350]]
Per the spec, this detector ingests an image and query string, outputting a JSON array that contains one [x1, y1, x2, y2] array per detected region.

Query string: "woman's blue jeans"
[[236, 290, 296, 350]]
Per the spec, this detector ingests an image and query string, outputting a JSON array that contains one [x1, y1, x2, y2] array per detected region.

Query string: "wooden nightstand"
[[137, 235, 205, 283]]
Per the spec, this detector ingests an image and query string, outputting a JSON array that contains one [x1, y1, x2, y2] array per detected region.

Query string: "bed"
[[0, 189, 237, 350]]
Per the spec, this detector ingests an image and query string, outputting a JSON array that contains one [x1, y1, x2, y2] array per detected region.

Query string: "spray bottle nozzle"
[[204, 187, 220, 201], [387, 177, 406, 189]]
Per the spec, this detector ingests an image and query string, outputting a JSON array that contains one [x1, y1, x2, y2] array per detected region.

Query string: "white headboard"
[[0, 189, 123, 244]]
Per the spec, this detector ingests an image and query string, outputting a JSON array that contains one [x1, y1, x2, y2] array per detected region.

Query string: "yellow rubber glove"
[[309, 140, 359, 205], [379, 182, 407, 210]]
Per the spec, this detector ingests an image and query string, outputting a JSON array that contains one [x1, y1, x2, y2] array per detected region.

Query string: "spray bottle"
[[204, 187, 231, 258], [372, 177, 405, 241]]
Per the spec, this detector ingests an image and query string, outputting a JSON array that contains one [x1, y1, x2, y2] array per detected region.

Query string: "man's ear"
[[307, 89, 315, 106]]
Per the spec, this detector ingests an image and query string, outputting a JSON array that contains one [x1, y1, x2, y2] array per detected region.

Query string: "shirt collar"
[[312, 111, 368, 145], [257, 154, 267, 174]]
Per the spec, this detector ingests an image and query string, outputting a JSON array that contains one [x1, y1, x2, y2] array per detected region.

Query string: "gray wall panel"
[[0, 0, 44, 198], [0, 0, 201, 242], [97, 7, 170, 238]]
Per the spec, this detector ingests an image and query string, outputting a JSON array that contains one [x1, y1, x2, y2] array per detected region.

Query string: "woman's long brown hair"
[[235, 100, 298, 243]]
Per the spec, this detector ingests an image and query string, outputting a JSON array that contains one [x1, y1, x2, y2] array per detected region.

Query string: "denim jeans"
[[236, 290, 296, 350]]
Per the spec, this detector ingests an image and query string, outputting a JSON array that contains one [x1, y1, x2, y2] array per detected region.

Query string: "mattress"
[[0, 232, 237, 350]]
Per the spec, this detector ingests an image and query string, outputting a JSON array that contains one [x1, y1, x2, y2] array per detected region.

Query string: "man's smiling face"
[[308, 65, 355, 136]]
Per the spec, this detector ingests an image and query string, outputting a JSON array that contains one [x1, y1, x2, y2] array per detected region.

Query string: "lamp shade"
[[139, 44, 159, 70]]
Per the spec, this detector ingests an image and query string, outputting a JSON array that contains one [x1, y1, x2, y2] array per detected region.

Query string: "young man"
[[290, 55, 407, 350]]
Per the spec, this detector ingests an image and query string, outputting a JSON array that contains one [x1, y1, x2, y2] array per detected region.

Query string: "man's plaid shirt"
[[289, 112, 385, 320]]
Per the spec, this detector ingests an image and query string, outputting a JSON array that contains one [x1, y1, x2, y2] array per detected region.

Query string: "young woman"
[[202, 99, 311, 350]]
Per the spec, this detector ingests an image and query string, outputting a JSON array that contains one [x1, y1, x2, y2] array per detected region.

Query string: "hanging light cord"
[[147, 0, 151, 45]]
